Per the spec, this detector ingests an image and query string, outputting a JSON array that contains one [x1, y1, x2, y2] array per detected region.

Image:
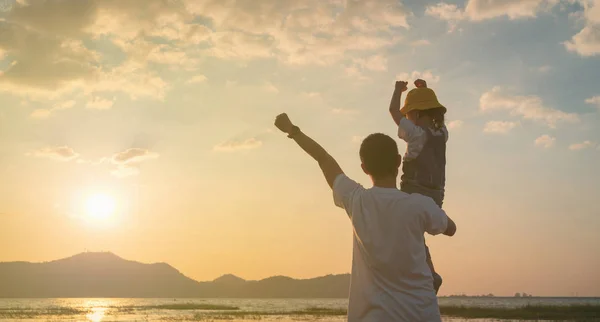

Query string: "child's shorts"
[[400, 181, 444, 207]]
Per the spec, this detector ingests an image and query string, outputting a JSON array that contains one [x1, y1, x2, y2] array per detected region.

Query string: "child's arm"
[[388, 81, 408, 126]]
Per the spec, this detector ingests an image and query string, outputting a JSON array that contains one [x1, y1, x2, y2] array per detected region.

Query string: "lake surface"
[[0, 297, 598, 321]]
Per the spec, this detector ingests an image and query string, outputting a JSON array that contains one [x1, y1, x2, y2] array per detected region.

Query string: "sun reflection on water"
[[83, 299, 114, 322], [86, 307, 106, 322]]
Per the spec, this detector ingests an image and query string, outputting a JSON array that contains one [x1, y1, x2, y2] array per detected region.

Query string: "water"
[[0, 297, 598, 321]]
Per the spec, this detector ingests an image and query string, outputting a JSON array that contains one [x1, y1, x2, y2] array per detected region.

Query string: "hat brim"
[[400, 102, 446, 115]]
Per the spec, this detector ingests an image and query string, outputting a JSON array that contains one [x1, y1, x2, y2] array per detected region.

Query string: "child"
[[388, 79, 448, 294]]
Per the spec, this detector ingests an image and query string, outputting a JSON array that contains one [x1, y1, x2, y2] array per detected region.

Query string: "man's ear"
[[361, 163, 369, 175]]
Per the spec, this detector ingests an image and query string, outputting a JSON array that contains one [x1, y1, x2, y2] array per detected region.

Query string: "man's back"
[[333, 174, 448, 322]]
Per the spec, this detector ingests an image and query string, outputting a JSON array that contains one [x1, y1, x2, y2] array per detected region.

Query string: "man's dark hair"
[[359, 133, 400, 179]]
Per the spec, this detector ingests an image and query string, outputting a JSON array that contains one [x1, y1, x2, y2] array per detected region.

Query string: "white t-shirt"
[[333, 174, 448, 322]]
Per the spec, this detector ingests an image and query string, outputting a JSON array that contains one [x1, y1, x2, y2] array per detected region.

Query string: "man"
[[274, 113, 456, 322]]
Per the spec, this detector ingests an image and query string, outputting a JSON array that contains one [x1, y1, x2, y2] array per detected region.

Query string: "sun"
[[85, 193, 116, 221]]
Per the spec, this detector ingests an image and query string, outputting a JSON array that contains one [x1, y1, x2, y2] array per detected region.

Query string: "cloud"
[[29, 100, 76, 119], [465, 0, 556, 21], [263, 82, 279, 93], [187, 0, 408, 65], [214, 138, 262, 152], [479, 87, 579, 128], [411, 39, 431, 47], [569, 140, 594, 150], [111, 165, 141, 178], [537, 65, 552, 73], [425, 2, 465, 32], [352, 55, 388, 71], [0, 0, 413, 102], [30, 109, 52, 119], [303, 92, 321, 99], [447, 120, 463, 130], [483, 121, 518, 134], [332, 108, 359, 115], [109, 148, 158, 178], [86, 96, 114, 110], [426, 0, 559, 31], [27, 146, 79, 161], [186, 75, 208, 84], [585, 95, 600, 107], [564, 0, 600, 56], [112, 148, 159, 165], [396, 70, 440, 84], [535, 135, 556, 148]]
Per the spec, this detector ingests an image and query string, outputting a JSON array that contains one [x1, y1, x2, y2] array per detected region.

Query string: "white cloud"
[[537, 65, 552, 73], [187, 75, 208, 84], [565, 0, 600, 56], [263, 82, 279, 93], [483, 121, 518, 134], [332, 108, 359, 115], [86, 96, 114, 110], [535, 135, 556, 148], [569, 140, 594, 150], [465, 0, 555, 21], [0, 0, 413, 102], [112, 148, 159, 165], [396, 70, 440, 84], [53, 100, 76, 110], [447, 120, 464, 129], [344, 66, 371, 82], [214, 138, 263, 152], [411, 39, 431, 47], [352, 55, 388, 71], [109, 148, 158, 178], [111, 165, 141, 178], [27, 146, 79, 161], [30, 109, 52, 119], [479, 87, 579, 128], [425, 2, 465, 32], [303, 92, 321, 99], [426, 0, 560, 31], [29, 100, 76, 119], [352, 135, 364, 143], [585, 95, 600, 107]]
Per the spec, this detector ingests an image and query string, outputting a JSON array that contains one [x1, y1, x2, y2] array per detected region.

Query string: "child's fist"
[[274, 113, 294, 134], [395, 81, 408, 92], [414, 79, 427, 88]]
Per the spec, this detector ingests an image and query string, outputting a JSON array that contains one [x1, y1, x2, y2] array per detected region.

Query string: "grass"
[[1, 304, 599, 321], [139, 303, 240, 311], [440, 304, 600, 321], [0, 306, 87, 318], [191, 307, 347, 320]]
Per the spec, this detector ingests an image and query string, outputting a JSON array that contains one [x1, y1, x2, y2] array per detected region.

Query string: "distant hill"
[[0, 252, 350, 298]]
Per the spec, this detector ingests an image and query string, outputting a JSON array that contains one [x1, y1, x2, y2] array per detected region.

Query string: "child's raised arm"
[[388, 81, 408, 126]]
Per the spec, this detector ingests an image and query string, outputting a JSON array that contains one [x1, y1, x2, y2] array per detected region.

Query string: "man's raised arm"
[[274, 113, 343, 188]]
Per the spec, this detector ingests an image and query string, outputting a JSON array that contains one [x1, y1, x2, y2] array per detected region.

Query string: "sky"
[[0, 0, 599, 297]]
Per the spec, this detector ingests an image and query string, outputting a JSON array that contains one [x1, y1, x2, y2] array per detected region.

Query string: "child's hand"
[[414, 79, 427, 88], [274, 113, 295, 134], [395, 81, 408, 93]]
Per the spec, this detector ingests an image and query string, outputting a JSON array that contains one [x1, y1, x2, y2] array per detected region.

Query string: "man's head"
[[359, 133, 401, 181]]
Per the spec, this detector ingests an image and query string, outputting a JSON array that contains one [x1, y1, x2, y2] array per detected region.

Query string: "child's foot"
[[433, 273, 443, 294]]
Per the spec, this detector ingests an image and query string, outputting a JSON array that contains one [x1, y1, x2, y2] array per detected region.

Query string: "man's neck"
[[372, 177, 397, 189]]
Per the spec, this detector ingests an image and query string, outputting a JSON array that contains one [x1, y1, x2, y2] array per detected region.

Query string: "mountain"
[[0, 252, 350, 298]]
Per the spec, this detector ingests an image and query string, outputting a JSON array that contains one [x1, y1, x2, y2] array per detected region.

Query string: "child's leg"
[[425, 243, 442, 294]]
